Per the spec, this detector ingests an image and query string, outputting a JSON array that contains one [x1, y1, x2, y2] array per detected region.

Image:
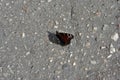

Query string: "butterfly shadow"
[[47, 31, 62, 46]]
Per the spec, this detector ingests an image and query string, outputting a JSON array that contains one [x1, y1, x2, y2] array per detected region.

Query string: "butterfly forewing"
[[56, 31, 74, 45]]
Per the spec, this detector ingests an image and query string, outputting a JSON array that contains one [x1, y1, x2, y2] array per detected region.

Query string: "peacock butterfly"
[[56, 31, 74, 46]]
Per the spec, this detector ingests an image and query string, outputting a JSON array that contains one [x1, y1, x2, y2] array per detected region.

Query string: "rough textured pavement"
[[0, 0, 120, 80]]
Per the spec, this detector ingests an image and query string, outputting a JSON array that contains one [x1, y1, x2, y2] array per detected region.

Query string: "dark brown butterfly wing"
[[56, 31, 74, 45]]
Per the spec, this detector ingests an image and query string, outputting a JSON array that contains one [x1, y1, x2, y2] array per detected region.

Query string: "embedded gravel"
[[0, 0, 120, 80]]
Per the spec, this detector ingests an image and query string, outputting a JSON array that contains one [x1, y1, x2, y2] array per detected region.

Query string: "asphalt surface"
[[0, 0, 120, 80]]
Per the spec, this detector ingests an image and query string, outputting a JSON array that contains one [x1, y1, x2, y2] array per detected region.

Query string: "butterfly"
[[56, 31, 74, 46]]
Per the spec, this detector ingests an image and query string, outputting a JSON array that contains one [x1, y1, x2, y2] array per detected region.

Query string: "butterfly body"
[[56, 31, 74, 46]]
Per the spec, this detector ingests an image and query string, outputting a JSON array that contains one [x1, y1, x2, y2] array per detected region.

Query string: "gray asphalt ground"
[[0, 0, 120, 80]]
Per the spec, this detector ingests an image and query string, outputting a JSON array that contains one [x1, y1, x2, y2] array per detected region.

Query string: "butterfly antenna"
[[56, 31, 59, 34]]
